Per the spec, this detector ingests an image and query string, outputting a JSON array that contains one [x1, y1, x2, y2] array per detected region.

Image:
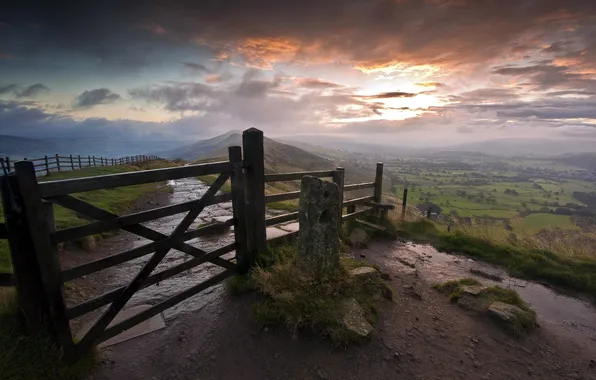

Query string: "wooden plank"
[[342, 208, 373, 221], [39, 161, 231, 197], [0, 223, 7, 239], [343, 182, 375, 192], [242, 128, 267, 257], [14, 161, 77, 363], [94, 269, 233, 346], [51, 192, 232, 243], [264, 170, 334, 183], [265, 191, 300, 203], [66, 242, 236, 319], [0, 273, 15, 286], [355, 219, 387, 232], [265, 212, 299, 226], [362, 201, 396, 210], [50, 195, 234, 276], [76, 173, 229, 354], [62, 241, 158, 282], [343, 195, 375, 207], [228, 146, 250, 273], [61, 216, 235, 281]]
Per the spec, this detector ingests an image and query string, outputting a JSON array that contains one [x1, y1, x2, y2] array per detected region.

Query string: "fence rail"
[[0, 128, 387, 364], [0, 154, 161, 177]]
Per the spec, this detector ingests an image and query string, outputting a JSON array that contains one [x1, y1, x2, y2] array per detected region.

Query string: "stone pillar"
[[298, 176, 341, 273]]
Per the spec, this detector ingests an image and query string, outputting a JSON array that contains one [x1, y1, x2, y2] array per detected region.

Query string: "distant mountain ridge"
[[154, 131, 334, 173]]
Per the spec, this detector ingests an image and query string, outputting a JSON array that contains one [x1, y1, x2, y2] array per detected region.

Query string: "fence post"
[[13, 161, 77, 363], [6, 157, 10, 172], [44, 156, 50, 176], [69, 155, 74, 170], [229, 146, 250, 273], [374, 162, 383, 203], [55, 154, 61, 171], [88, 155, 91, 167], [0, 174, 50, 332], [92, 156, 96, 166], [78, 155, 82, 169], [332, 167, 345, 234], [401, 188, 408, 220], [242, 128, 266, 258]]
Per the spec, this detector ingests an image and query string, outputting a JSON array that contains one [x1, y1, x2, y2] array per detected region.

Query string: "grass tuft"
[[434, 278, 536, 336], [0, 289, 96, 380], [250, 243, 390, 346]]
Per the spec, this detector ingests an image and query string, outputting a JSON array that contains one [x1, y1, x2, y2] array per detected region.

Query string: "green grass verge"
[[250, 244, 391, 347], [267, 200, 299, 212], [0, 289, 96, 380], [0, 159, 177, 272], [398, 220, 596, 297]]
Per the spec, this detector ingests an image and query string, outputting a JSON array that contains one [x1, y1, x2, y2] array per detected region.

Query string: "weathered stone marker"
[[298, 176, 341, 273]]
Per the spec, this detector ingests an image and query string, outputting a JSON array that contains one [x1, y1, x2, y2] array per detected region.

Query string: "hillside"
[[154, 132, 335, 173]]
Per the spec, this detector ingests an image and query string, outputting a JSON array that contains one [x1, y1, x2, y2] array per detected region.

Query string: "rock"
[[297, 176, 341, 273], [348, 266, 378, 277], [456, 294, 483, 310], [487, 301, 524, 322], [349, 228, 369, 248], [317, 368, 329, 379], [341, 298, 373, 338], [461, 285, 488, 296]]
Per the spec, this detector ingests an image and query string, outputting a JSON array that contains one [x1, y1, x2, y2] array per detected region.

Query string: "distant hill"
[[0, 135, 60, 158], [154, 131, 334, 173], [447, 138, 596, 157], [556, 153, 596, 170]]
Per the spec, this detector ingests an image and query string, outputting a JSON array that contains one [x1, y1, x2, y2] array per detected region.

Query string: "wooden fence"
[[0, 154, 160, 177], [0, 127, 386, 364]]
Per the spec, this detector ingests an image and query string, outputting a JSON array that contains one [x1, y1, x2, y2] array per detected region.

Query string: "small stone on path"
[[349, 266, 377, 277], [488, 301, 524, 322], [341, 298, 373, 338]]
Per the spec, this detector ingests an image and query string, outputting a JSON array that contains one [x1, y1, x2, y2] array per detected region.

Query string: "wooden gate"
[[0, 128, 388, 364], [5, 145, 248, 363]]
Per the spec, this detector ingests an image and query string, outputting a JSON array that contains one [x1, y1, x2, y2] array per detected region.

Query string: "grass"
[[512, 213, 575, 233], [395, 218, 596, 297], [247, 244, 391, 346], [0, 159, 178, 272], [434, 278, 536, 335], [0, 289, 96, 380], [267, 200, 299, 212]]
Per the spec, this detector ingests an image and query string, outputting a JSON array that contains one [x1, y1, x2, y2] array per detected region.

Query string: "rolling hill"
[[154, 131, 335, 173]]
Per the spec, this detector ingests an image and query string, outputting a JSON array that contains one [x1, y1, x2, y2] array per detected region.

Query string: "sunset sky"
[[1, 0, 596, 145]]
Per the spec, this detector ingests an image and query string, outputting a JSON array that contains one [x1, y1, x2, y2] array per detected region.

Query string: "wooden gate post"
[[55, 154, 61, 171], [374, 162, 384, 203], [44, 156, 50, 176], [14, 161, 77, 363], [78, 155, 82, 169], [229, 146, 250, 273], [69, 155, 74, 170], [332, 167, 345, 234], [242, 128, 266, 258], [0, 174, 50, 332], [401, 188, 408, 220]]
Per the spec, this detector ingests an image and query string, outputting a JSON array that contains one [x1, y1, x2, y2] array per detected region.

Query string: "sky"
[[1, 0, 596, 146]]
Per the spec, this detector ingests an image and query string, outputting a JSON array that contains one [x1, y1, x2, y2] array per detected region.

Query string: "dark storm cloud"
[[180, 62, 212, 73], [295, 78, 344, 89], [359, 91, 419, 99], [0, 83, 49, 97], [492, 63, 596, 91], [0, 84, 18, 95], [16, 83, 49, 98], [129, 82, 214, 111], [74, 88, 121, 108], [3, 0, 596, 70]]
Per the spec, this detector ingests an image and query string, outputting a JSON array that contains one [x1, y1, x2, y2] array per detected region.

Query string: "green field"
[[388, 157, 596, 233]]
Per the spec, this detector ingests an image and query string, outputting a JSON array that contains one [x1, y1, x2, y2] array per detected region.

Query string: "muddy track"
[[86, 239, 596, 380]]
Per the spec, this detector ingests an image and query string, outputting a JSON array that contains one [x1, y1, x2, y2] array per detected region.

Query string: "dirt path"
[[88, 240, 596, 380]]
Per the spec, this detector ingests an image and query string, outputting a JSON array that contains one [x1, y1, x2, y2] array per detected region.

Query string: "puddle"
[[381, 242, 596, 346]]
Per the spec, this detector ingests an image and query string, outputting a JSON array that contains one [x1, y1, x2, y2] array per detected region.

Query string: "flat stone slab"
[[77, 305, 166, 348], [349, 267, 378, 276], [266, 227, 292, 240], [461, 285, 488, 296], [488, 301, 524, 322], [341, 298, 373, 337]]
